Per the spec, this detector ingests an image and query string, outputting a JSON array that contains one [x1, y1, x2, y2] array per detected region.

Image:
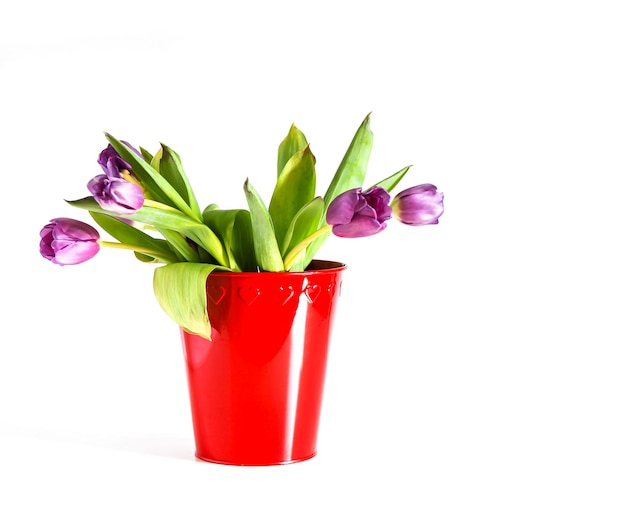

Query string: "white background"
[[1, 0, 625, 528]]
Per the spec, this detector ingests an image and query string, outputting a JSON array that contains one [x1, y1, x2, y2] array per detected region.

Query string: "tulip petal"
[[50, 240, 100, 265], [51, 217, 100, 241], [363, 187, 392, 221], [107, 179, 144, 210], [331, 217, 385, 238], [326, 188, 363, 225]]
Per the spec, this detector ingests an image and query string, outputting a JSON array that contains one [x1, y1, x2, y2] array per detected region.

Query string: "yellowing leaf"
[[153, 262, 227, 340]]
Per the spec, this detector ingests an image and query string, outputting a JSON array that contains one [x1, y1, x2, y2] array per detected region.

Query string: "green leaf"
[[230, 210, 256, 272], [303, 113, 375, 263], [370, 166, 412, 193], [277, 123, 308, 177], [132, 206, 225, 263], [89, 211, 178, 263], [105, 133, 202, 222], [155, 143, 202, 218], [139, 147, 154, 162], [153, 262, 227, 340], [203, 208, 256, 271], [322, 112, 374, 208], [281, 197, 324, 268], [243, 179, 284, 271], [203, 203, 220, 214], [134, 252, 157, 263], [268, 145, 316, 247], [157, 228, 201, 262]]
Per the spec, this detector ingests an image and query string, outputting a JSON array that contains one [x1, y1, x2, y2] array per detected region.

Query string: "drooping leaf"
[[369, 166, 412, 193], [268, 145, 316, 247], [243, 179, 284, 271], [153, 262, 227, 340], [277, 123, 308, 177]]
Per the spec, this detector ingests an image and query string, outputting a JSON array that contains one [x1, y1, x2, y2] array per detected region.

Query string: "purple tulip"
[[97, 141, 141, 174], [88, 173, 144, 215], [391, 184, 444, 226], [326, 186, 392, 237], [90, 142, 145, 214], [40, 218, 100, 266]]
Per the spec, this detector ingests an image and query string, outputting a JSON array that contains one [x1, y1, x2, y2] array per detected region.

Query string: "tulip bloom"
[[88, 167, 145, 215], [97, 141, 141, 174], [98, 144, 132, 173], [40, 218, 100, 265], [326, 186, 392, 237], [89, 142, 144, 214], [391, 184, 444, 226]]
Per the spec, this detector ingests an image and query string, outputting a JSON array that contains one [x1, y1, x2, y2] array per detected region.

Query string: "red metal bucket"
[[180, 260, 345, 465]]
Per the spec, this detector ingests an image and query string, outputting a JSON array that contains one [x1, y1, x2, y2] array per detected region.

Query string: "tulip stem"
[[100, 241, 173, 263], [283, 224, 332, 271]]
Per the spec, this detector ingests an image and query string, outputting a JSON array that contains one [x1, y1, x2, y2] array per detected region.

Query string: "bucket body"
[[181, 260, 345, 465]]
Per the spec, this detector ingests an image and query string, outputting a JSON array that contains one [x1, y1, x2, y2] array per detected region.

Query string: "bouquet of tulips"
[[40, 113, 444, 339]]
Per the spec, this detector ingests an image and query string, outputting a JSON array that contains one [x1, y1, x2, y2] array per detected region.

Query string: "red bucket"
[[180, 260, 345, 465]]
